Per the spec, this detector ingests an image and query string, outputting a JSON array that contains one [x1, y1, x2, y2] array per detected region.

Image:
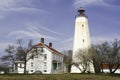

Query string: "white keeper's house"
[[13, 38, 64, 74]]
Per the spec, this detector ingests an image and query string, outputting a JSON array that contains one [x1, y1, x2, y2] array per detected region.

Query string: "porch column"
[[57, 62, 58, 70]]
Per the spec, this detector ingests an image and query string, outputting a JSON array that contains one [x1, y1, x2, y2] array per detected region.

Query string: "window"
[[44, 62, 47, 67], [53, 63, 57, 70], [20, 64, 22, 68], [31, 62, 33, 67], [15, 64, 17, 70], [55, 54, 57, 60], [82, 24, 84, 27], [31, 55, 34, 59], [44, 54, 47, 60], [83, 39, 84, 42], [40, 47, 44, 52], [31, 70, 33, 72], [53, 54, 55, 60], [44, 70, 47, 72]]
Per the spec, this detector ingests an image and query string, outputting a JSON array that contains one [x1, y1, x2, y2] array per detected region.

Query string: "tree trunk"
[[93, 60, 101, 73], [68, 64, 71, 73], [101, 63, 103, 73], [111, 64, 119, 74], [24, 61, 26, 74]]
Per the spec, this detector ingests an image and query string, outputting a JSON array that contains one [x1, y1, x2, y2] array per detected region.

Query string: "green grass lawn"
[[0, 74, 120, 80]]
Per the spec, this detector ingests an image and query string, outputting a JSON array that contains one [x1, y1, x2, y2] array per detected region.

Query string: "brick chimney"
[[41, 38, 44, 43], [49, 43, 52, 47]]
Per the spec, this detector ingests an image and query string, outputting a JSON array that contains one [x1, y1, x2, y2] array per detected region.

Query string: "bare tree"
[[63, 50, 72, 73], [91, 39, 120, 74], [1, 39, 33, 74], [74, 49, 92, 73], [89, 45, 104, 73], [105, 39, 120, 73], [0, 63, 9, 74]]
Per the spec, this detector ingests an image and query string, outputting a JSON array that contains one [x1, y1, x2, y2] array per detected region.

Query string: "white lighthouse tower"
[[71, 7, 94, 73]]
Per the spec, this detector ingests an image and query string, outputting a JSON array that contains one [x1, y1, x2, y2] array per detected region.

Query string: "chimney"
[[41, 38, 44, 43], [49, 43, 52, 47]]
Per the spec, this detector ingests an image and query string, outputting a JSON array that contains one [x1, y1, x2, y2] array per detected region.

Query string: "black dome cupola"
[[78, 7, 86, 17]]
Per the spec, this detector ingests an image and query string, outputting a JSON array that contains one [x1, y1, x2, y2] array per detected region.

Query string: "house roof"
[[101, 63, 120, 69], [34, 43, 64, 56]]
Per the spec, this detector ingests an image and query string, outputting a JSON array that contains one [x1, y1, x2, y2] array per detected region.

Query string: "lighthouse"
[[71, 7, 94, 73]]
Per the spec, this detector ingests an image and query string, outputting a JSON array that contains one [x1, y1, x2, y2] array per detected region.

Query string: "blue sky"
[[0, 0, 120, 56]]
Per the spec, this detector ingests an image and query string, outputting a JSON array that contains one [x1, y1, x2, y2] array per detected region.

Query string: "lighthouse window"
[[44, 70, 47, 72], [82, 24, 84, 27], [83, 39, 84, 42]]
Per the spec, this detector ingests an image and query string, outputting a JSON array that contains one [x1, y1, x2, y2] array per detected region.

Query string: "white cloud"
[[0, 0, 47, 15], [26, 23, 68, 37], [0, 0, 24, 10], [91, 34, 120, 44], [39, 26, 68, 37], [0, 0, 16, 8], [9, 30, 59, 40], [59, 38, 73, 44], [8, 24, 72, 51], [55, 34, 120, 51], [74, 0, 120, 8], [74, 0, 109, 8], [55, 37, 73, 51], [7, 22, 71, 48], [2, 7, 48, 14], [74, 0, 103, 8]]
